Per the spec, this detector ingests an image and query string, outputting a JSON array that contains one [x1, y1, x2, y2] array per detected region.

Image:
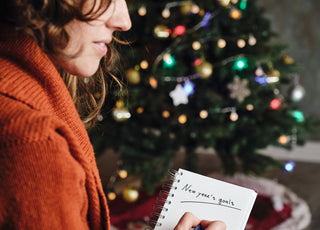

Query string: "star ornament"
[[169, 84, 189, 106], [227, 77, 251, 102]]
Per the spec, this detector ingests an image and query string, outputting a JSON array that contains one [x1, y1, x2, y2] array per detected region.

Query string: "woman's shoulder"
[[0, 93, 66, 146]]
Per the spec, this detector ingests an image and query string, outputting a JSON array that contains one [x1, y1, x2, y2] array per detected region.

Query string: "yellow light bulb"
[[278, 135, 289, 145], [199, 110, 208, 119], [192, 41, 201, 50], [162, 110, 170, 118], [230, 8, 242, 20], [140, 60, 149, 69], [108, 192, 117, 201], [149, 77, 158, 89], [246, 104, 254, 111], [237, 39, 246, 48], [118, 169, 128, 179], [217, 39, 226, 48], [230, 111, 239, 121], [162, 8, 170, 18], [136, 107, 144, 114], [178, 114, 187, 124], [138, 6, 147, 16]]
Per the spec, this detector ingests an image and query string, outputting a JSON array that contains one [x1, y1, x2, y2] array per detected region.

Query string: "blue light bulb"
[[284, 161, 295, 172], [183, 81, 195, 95]]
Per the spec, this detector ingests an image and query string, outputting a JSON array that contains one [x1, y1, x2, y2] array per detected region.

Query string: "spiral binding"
[[147, 169, 183, 229]]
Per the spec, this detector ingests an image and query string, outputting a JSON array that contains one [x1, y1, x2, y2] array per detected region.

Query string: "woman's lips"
[[93, 42, 108, 55]]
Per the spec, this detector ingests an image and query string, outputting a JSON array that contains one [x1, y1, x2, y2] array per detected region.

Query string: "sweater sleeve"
[[0, 127, 90, 230]]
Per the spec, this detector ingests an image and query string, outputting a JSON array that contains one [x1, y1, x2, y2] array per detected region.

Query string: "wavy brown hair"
[[1, 0, 123, 129]]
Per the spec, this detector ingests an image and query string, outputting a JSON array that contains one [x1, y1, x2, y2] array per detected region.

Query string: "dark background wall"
[[259, 0, 320, 139]]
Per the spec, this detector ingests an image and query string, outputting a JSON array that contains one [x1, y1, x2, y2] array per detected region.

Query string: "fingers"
[[174, 212, 200, 230], [200, 220, 226, 230]]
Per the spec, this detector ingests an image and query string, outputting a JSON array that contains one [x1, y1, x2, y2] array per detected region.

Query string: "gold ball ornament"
[[283, 55, 294, 64], [217, 0, 231, 7], [122, 186, 139, 203], [180, 1, 193, 15], [196, 61, 213, 79], [112, 107, 131, 122], [126, 68, 141, 84], [154, 25, 170, 39], [267, 68, 280, 78]]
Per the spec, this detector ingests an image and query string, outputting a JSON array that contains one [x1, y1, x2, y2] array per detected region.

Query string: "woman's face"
[[50, 0, 131, 77]]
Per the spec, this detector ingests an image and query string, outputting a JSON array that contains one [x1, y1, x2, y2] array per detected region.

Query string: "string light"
[[163, 54, 176, 68], [230, 111, 239, 121], [178, 114, 188, 124], [183, 81, 195, 95], [291, 110, 304, 122], [162, 8, 170, 18], [140, 60, 149, 69], [173, 25, 186, 35], [190, 4, 200, 14], [149, 77, 158, 88], [162, 110, 170, 118], [136, 107, 144, 114], [217, 38, 227, 48], [107, 192, 117, 201], [237, 39, 246, 48], [233, 58, 248, 71], [284, 161, 295, 172], [270, 98, 281, 109], [230, 8, 242, 20], [138, 6, 147, 16], [192, 41, 201, 50], [278, 135, 289, 145], [246, 104, 254, 111], [118, 169, 128, 179], [248, 35, 257, 46], [239, 0, 248, 10], [199, 110, 208, 119]]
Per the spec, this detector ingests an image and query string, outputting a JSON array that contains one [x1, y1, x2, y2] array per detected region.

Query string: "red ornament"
[[174, 25, 186, 35], [270, 98, 281, 109]]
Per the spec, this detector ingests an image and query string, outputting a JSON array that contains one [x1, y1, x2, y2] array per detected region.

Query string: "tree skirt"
[[109, 174, 311, 230]]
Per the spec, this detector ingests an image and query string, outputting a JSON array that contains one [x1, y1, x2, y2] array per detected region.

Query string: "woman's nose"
[[107, 0, 132, 32]]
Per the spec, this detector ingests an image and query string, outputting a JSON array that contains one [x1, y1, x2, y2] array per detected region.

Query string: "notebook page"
[[154, 168, 257, 230]]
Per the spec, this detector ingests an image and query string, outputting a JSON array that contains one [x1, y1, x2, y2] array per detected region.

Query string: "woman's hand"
[[174, 212, 226, 230]]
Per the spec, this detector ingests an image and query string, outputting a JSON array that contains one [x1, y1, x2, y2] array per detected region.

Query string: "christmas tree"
[[90, 0, 313, 193]]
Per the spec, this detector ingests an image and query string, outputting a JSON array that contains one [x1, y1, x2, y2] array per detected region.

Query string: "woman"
[[0, 0, 225, 229]]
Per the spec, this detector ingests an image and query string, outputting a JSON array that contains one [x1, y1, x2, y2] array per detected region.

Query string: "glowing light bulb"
[[278, 135, 289, 145], [246, 104, 254, 111], [178, 114, 187, 124], [149, 77, 158, 89], [217, 39, 226, 48], [183, 81, 195, 95], [138, 6, 147, 16], [230, 111, 239, 121], [162, 110, 170, 118], [118, 169, 128, 179], [270, 98, 281, 110], [284, 161, 295, 172], [162, 8, 170, 18], [230, 8, 242, 20], [237, 39, 246, 48], [199, 110, 208, 119], [248, 35, 257, 46], [108, 192, 117, 201], [174, 25, 186, 35], [140, 60, 149, 69], [192, 41, 201, 50], [136, 107, 144, 114]]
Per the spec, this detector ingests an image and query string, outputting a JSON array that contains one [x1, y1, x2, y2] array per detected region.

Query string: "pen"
[[193, 224, 204, 230]]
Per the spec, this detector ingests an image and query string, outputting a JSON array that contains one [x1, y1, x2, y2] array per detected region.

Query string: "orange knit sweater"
[[0, 25, 110, 229]]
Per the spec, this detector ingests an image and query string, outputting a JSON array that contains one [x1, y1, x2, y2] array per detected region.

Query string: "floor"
[[97, 149, 320, 230]]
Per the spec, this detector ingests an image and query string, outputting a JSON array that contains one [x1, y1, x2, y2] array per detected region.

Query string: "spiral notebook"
[[149, 168, 257, 230]]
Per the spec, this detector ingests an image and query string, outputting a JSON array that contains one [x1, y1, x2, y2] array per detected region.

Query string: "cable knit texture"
[[0, 24, 110, 230]]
